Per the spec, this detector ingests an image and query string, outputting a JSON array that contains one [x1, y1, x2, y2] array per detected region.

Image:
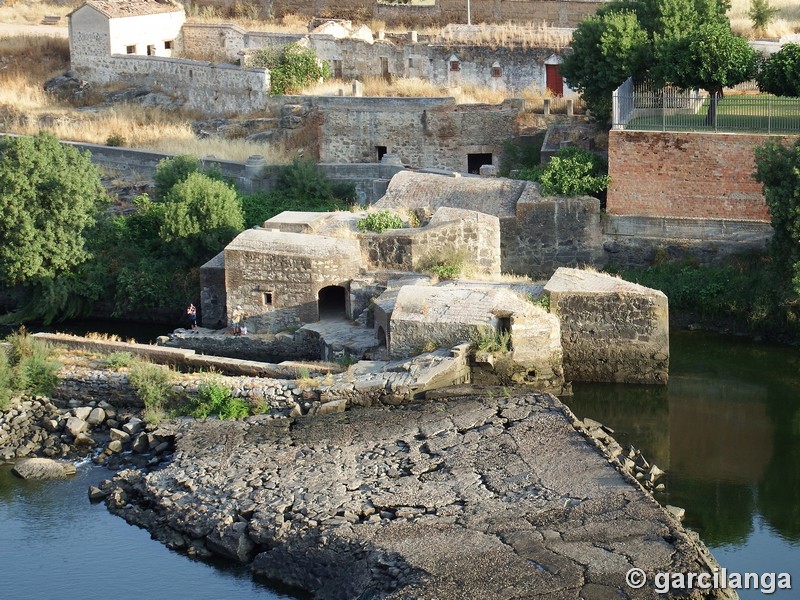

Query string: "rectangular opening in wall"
[[263, 291, 274, 306], [450, 60, 460, 72], [146, 44, 155, 56], [126, 45, 136, 54], [380, 57, 389, 79], [332, 59, 342, 79], [498, 317, 513, 350], [164, 40, 174, 50], [467, 153, 493, 174], [376, 146, 387, 162]]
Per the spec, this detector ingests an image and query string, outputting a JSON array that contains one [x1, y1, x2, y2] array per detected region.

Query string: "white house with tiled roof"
[[68, 0, 185, 73]]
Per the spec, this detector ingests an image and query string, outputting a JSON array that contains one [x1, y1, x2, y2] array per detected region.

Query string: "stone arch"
[[318, 285, 347, 319]]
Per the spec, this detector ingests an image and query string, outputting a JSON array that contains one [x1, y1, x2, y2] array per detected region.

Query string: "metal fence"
[[612, 78, 800, 134]]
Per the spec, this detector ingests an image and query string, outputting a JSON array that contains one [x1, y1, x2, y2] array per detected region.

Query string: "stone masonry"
[[545, 267, 669, 385]]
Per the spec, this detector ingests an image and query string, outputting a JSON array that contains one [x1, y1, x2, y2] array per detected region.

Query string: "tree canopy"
[[249, 43, 332, 95], [561, 0, 753, 120], [757, 43, 800, 97], [0, 132, 107, 287]]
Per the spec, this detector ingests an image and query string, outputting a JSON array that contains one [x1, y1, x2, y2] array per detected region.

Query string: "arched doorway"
[[318, 285, 347, 319], [377, 326, 387, 347]]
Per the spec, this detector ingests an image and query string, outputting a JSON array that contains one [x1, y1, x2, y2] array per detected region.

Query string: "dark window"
[[450, 60, 460, 72], [164, 40, 173, 50], [376, 146, 387, 161], [146, 44, 155, 56], [126, 45, 136, 54], [467, 153, 493, 174], [263, 292, 273, 306], [332, 59, 342, 79], [491, 66, 502, 78], [380, 57, 389, 79]]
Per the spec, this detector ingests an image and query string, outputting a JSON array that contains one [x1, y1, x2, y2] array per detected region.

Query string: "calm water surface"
[[564, 330, 800, 600], [0, 462, 295, 600]]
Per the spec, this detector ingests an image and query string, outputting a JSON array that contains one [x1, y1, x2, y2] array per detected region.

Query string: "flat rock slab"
[[105, 392, 731, 599], [12, 458, 76, 480]]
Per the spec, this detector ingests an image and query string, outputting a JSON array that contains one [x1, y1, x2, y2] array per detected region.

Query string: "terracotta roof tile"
[[80, 0, 183, 18]]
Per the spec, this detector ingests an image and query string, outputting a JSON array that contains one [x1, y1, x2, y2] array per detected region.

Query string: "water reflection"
[[564, 331, 800, 557]]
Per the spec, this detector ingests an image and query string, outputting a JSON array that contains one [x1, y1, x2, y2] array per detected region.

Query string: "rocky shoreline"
[[92, 388, 733, 599]]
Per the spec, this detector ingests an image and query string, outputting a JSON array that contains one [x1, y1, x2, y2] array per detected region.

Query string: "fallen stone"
[[73, 407, 92, 421], [65, 417, 87, 437], [109, 428, 130, 443], [12, 458, 75, 480], [123, 417, 144, 436], [87, 407, 106, 426]]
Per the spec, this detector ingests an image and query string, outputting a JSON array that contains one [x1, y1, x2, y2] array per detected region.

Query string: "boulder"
[[65, 416, 87, 437], [73, 407, 92, 421], [109, 428, 131, 443], [87, 408, 106, 426], [12, 458, 75, 480], [205, 522, 256, 563], [131, 433, 150, 454], [123, 417, 144, 436], [107, 440, 123, 454], [74, 432, 96, 447]]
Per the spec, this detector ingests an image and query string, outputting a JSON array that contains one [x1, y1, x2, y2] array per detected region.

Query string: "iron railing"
[[612, 78, 800, 134]]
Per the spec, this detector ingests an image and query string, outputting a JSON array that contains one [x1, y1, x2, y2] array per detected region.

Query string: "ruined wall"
[[360, 208, 501, 274], [545, 268, 669, 385], [318, 97, 523, 169], [199, 252, 227, 329], [224, 230, 362, 333], [262, 0, 605, 27], [75, 55, 270, 114], [502, 191, 604, 277], [180, 23, 303, 59]]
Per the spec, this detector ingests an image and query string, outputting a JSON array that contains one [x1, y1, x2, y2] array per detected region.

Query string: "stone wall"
[[199, 252, 227, 329], [260, 0, 605, 26], [223, 229, 363, 333], [75, 54, 270, 114], [606, 130, 800, 221], [360, 207, 501, 275], [544, 268, 669, 385], [503, 190, 604, 277], [316, 97, 524, 170]]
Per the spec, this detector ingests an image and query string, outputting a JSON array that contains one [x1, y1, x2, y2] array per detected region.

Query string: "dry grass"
[[437, 22, 572, 50], [0, 0, 80, 24], [186, 6, 309, 33], [728, 0, 800, 38], [0, 34, 291, 162]]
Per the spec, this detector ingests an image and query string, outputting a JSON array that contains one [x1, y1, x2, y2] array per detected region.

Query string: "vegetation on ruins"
[[561, 0, 756, 121], [249, 43, 332, 95], [189, 379, 252, 420], [513, 147, 610, 198], [357, 210, 405, 233], [128, 361, 173, 424]]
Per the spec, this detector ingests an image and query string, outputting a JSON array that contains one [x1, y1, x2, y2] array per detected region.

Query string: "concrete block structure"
[[544, 267, 669, 384]]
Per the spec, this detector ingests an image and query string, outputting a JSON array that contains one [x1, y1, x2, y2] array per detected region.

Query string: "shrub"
[[106, 134, 126, 147], [0, 349, 13, 409], [429, 263, 462, 280], [129, 361, 172, 423], [249, 44, 332, 95], [190, 379, 250, 420], [515, 147, 609, 197], [6, 330, 59, 397], [357, 210, 404, 233], [106, 351, 135, 369], [749, 0, 779, 35]]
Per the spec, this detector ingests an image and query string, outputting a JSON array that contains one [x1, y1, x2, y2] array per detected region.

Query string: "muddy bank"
[[99, 390, 733, 599]]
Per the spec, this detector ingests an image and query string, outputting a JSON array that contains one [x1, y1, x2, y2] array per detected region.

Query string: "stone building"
[[68, 0, 185, 74]]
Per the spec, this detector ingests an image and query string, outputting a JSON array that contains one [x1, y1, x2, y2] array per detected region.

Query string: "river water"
[[1, 329, 797, 598], [564, 331, 800, 599]]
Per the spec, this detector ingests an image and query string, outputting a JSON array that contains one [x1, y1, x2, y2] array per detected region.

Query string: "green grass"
[[625, 94, 800, 134]]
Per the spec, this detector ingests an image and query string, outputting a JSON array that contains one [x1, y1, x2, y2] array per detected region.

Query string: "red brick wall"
[[607, 130, 800, 222]]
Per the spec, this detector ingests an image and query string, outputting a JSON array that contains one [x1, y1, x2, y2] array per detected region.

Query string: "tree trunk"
[[705, 87, 724, 127]]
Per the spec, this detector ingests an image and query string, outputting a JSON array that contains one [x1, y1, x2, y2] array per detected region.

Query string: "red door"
[[546, 64, 564, 97]]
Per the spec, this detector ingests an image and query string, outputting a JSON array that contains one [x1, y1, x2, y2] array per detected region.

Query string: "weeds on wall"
[[418, 248, 472, 280], [472, 327, 512, 353], [357, 210, 405, 233]]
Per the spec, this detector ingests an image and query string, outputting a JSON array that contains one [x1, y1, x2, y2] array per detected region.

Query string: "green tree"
[[562, 0, 734, 121], [757, 43, 800, 97], [0, 132, 107, 287], [561, 10, 650, 120], [160, 172, 244, 262], [749, 0, 779, 35], [250, 43, 332, 95], [754, 139, 800, 295], [657, 23, 757, 124]]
